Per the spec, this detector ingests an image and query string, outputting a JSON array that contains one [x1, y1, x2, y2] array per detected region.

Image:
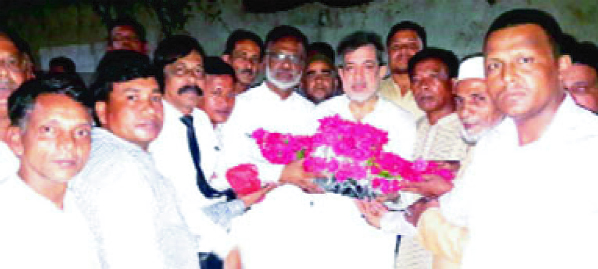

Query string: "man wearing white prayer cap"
[[357, 54, 504, 269]]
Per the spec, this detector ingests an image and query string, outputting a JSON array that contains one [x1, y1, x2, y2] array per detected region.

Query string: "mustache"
[[177, 85, 203, 96]]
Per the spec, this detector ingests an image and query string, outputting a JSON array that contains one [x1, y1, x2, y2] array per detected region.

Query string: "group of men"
[[0, 7, 597, 269]]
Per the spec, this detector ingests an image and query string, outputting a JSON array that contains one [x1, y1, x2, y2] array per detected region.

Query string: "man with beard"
[[71, 50, 222, 269], [149, 36, 270, 269], [0, 29, 34, 181], [215, 25, 318, 191], [561, 41, 598, 113], [222, 29, 264, 94], [301, 53, 338, 104], [106, 17, 147, 54], [380, 21, 427, 119]]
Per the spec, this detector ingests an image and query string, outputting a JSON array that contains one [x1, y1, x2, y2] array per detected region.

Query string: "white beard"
[[266, 65, 302, 91], [347, 92, 376, 103]]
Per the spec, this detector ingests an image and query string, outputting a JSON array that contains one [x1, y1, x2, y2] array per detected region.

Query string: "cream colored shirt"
[[379, 77, 425, 119], [414, 113, 468, 161]]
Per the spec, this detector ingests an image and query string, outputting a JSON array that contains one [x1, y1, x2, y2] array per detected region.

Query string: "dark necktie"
[[180, 115, 236, 200]]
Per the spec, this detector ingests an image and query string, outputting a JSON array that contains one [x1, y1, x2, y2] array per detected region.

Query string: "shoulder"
[[379, 97, 415, 122], [314, 95, 346, 114]]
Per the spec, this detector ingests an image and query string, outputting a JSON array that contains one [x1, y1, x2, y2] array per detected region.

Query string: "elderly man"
[[216, 25, 317, 191], [380, 21, 427, 119], [301, 53, 337, 104], [222, 29, 264, 94], [436, 9, 598, 268], [229, 31, 416, 269], [71, 50, 229, 269], [561, 41, 598, 113], [106, 17, 147, 54], [0, 29, 34, 180], [0, 76, 100, 268]]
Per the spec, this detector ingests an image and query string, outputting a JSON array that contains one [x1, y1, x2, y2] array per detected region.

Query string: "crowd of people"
[[0, 7, 597, 269]]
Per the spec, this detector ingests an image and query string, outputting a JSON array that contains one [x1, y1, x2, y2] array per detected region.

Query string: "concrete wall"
[[7, 0, 598, 73]]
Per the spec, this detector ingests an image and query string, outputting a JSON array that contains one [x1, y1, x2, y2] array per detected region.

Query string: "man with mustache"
[[222, 29, 264, 95], [394, 47, 468, 269], [0, 75, 100, 269], [0, 28, 34, 181], [301, 53, 338, 104], [216, 25, 318, 192], [150, 36, 270, 269], [71, 50, 220, 269], [379, 21, 427, 119]]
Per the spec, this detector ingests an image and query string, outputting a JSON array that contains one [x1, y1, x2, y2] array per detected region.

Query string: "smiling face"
[[0, 36, 31, 119], [339, 45, 384, 103], [484, 24, 565, 124], [412, 58, 454, 113], [454, 78, 503, 142], [96, 77, 163, 150], [561, 63, 598, 112], [198, 74, 236, 125], [10, 94, 92, 184], [163, 50, 205, 115], [388, 30, 423, 74]]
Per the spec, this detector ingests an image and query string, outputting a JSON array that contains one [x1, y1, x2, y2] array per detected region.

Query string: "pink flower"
[[226, 164, 262, 196]]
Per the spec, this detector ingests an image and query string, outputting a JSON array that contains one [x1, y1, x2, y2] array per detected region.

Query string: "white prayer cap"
[[457, 56, 485, 81]]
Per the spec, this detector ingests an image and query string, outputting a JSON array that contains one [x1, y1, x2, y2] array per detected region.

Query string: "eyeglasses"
[[267, 52, 303, 65], [0, 56, 24, 72], [167, 64, 206, 79]]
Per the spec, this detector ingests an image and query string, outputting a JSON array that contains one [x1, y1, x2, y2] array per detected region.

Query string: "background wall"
[[5, 0, 598, 74]]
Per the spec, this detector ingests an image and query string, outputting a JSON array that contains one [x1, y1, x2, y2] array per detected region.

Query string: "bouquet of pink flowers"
[[251, 115, 454, 197]]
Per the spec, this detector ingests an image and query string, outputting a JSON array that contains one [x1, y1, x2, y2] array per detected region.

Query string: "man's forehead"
[[111, 25, 138, 36], [113, 77, 159, 91], [268, 37, 304, 53], [485, 24, 552, 56], [207, 74, 234, 85], [415, 58, 448, 72], [172, 51, 203, 65], [454, 79, 487, 95], [390, 30, 421, 42], [234, 39, 261, 52], [0, 36, 20, 55], [307, 60, 333, 71]]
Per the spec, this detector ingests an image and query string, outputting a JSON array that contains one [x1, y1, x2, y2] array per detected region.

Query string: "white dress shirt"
[[0, 141, 18, 182], [440, 96, 598, 269], [71, 128, 201, 269], [214, 82, 315, 188], [231, 95, 417, 269], [0, 174, 101, 269], [150, 101, 243, 248]]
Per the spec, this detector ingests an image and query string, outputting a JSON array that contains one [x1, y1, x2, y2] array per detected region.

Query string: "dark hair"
[[337, 31, 385, 66], [205, 56, 236, 81], [265, 25, 308, 54], [484, 9, 563, 57], [223, 29, 264, 58], [49, 56, 76, 73], [108, 17, 146, 43], [308, 41, 335, 64], [90, 50, 156, 104], [408, 47, 459, 79], [154, 35, 206, 88], [386, 21, 427, 48], [0, 26, 35, 68], [8, 74, 89, 128], [569, 41, 598, 72]]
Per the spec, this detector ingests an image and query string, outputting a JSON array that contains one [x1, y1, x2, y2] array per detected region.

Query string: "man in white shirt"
[[72, 50, 227, 269], [0, 76, 100, 269], [149, 36, 271, 268], [221, 29, 264, 95], [437, 9, 598, 268], [216, 25, 319, 192], [0, 29, 34, 180]]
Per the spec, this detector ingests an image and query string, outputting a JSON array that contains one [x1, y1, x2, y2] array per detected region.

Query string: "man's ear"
[[378, 65, 388, 80], [558, 54, 573, 83], [94, 101, 108, 127], [6, 126, 24, 157], [222, 54, 230, 64]]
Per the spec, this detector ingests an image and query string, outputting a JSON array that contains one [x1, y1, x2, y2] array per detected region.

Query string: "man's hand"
[[355, 199, 389, 229], [280, 159, 325, 193], [405, 197, 440, 226], [239, 183, 279, 207], [401, 174, 454, 198]]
